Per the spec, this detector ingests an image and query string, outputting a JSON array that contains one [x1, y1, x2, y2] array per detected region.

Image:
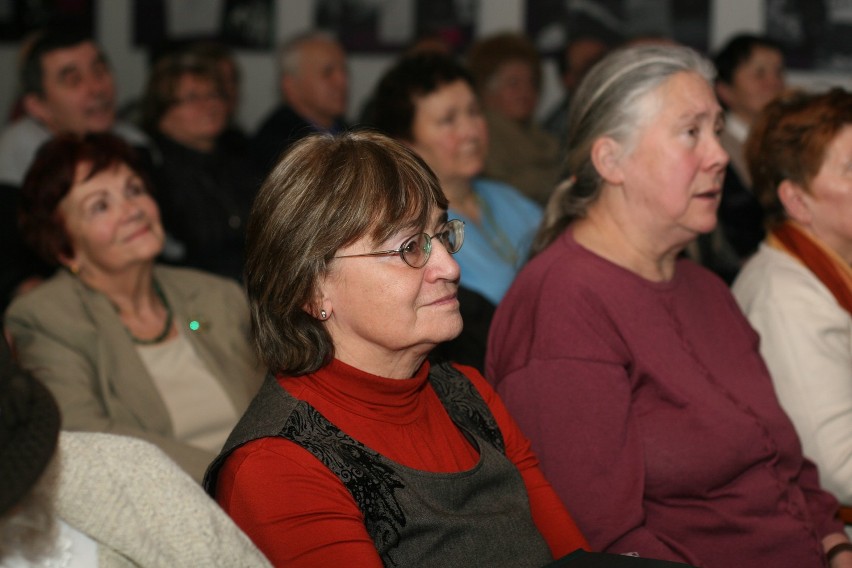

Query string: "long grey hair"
[[531, 44, 716, 256]]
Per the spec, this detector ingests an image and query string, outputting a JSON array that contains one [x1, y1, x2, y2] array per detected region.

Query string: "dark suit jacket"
[[251, 104, 347, 174]]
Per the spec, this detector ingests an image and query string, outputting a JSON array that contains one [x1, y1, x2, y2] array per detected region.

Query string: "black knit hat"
[[0, 344, 61, 516]]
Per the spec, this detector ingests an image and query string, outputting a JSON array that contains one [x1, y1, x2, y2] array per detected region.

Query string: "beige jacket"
[[5, 266, 264, 482]]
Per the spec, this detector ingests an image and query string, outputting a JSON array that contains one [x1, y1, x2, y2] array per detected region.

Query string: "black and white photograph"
[[766, 0, 852, 70], [315, 0, 478, 53], [0, 0, 94, 42], [132, 0, 273, 50], [526, 0, 710, 56]]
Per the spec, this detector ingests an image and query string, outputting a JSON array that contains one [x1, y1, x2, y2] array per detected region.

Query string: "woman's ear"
[[23, 93, 53, 129], [303, 275, 333, 321], [778, 179, 812, 225], [56, 252, 80, 275], [590, 136, 625, 185], [715, 82, 735, 110], [301, 299, 331, 321]]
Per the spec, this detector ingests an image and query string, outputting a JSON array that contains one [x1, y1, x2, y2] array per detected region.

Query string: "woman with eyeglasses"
[[370, 53, 544, 370], [204, 131, 589, 567], [141, 47, 261, 282]]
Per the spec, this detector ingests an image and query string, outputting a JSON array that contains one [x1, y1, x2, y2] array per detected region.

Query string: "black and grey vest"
[[205, 362, 553, 567]]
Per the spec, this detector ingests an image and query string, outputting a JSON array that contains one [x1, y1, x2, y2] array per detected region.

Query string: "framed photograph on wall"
[[526, 0, 711, 57], [765, 0, 852, 71], [315, 0, 479, 54], [0, 0, 95, 43], [132, 0, 273, 50]]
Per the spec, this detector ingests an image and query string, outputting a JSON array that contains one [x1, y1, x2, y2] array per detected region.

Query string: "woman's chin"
[[440, 315, 465, 343]]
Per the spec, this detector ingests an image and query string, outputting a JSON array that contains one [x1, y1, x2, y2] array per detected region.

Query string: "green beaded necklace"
[[129, 280, 174, 345]]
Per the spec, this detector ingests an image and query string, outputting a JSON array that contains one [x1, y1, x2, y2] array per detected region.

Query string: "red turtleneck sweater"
[[216, 359, 588, 566]]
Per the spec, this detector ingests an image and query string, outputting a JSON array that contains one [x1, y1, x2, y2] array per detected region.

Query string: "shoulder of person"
[[0, 116, 47, 143], [473, 177, 542, 214], [57, 431, 274, 567], [0, 118, 49, 184], [6, 269, 81, 319], [450, 363, 495, 394], [154, 265, 244, 296], [59, 431, 160, 465], [483, 109, 516, 133], [734, 245, 839, 307], [154, 264, 242, 290], [112, 120, 150, 148]]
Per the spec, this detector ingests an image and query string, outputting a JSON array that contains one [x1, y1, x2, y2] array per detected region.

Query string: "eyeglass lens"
[[400, 220, 463, 268]]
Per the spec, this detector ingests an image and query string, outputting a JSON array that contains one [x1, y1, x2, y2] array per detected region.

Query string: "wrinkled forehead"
[[640, 71, 718, 120]]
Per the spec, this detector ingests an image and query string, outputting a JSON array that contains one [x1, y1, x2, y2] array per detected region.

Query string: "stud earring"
[[320, 309, 328, 320]]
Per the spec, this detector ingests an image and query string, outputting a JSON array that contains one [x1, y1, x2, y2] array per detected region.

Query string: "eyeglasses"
[[171, 91, 226, 106], [335, 219, 464, 268]]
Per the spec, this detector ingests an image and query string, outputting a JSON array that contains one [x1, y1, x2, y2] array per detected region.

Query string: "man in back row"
[[0, 27, 149, 312], [0, 27, 148, 187], [251, 30, 349, 173]]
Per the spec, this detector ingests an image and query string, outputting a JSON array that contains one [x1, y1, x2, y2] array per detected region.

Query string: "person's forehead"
[[373, 207, 446, 244], [176, 72, 217, 91], [568, 40, 608, 68], [299, 40, 345, 69], [415, 79, 474, 110], [670, 75, 720, 116], [739, 45, 783, 68], [41, 41, 104, 75], [496, 59, 533, 76]]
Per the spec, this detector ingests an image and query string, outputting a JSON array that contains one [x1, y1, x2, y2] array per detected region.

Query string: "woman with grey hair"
[[487, 45, 852, 567], [204, 131, 591, 566]]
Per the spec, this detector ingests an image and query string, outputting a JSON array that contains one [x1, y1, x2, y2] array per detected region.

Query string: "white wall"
[[1, 0, 850, 133]]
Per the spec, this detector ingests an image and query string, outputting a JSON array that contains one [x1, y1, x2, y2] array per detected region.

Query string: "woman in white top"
[[733, 89, 852, 504]]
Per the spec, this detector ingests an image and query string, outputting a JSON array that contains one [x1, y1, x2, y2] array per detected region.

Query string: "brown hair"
[[372, 53, 476, 142], [746, 88, 852, 227], [19, 133, 152, 265], [466, 32, 542, 94], [140, 50, 222, 132], [245, 130, 448, 375]]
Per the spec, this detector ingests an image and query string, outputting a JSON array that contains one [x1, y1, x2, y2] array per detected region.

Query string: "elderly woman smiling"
[[204, 131, 589, 567], [5, 133, 263, 482], [487, 45, 851, 567]]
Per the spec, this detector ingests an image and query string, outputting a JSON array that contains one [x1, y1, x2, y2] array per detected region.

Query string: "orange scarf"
[[768, 221, 852, 316]]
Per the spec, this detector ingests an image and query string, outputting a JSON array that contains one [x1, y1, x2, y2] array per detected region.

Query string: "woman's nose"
[[426, 237, 461, 282]]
